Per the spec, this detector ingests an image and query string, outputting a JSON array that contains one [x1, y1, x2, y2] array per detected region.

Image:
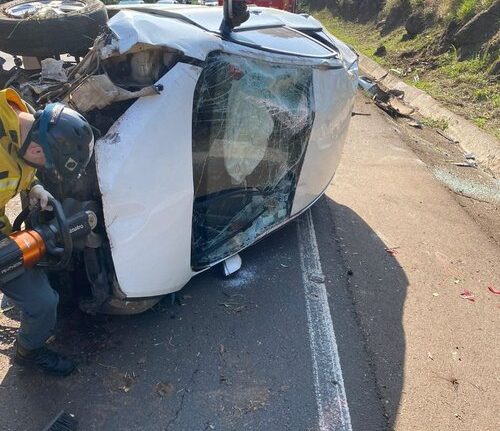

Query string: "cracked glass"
[[191, 52, 315, 269]]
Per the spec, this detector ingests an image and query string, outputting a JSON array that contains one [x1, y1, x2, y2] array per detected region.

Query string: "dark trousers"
[[0, 268, 58, 350]]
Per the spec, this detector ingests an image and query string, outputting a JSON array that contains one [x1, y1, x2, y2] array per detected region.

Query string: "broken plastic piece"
[[66, 75, 161, 112], [407, 119, 423, 128], [460, 289, 475, 302], [41, 58, 68, 83], [358, 76, 377, 95], [223, 254, 242, 277]]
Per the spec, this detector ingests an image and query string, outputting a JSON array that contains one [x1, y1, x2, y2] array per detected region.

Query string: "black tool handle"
[[40, 197, 73, 271]]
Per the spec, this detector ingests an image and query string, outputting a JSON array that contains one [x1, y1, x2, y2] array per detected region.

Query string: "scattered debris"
[[219, 375, 230, 384], [358, 76, 378, 95], [388, 89, 405, 99], [436, 129, 459, 144], [487, 286, 500, 295], [155, 381, 175, 397], [359, 77, 416, 118], [453, 161, 477, 168], [460, 290, 475, 302], [407, 119, 423, 128], [390, 68, 403, 76], [432, 292, 439, 297], [385, 247, 401, 256], [41, 58, 68, 83], [464, 152, 476, 160], [218, 301, 250, 313], [380, 96, 415, 117], [120, 372, 135, 393], [427, 352, 434, 360], [434, 373, 460, 391]]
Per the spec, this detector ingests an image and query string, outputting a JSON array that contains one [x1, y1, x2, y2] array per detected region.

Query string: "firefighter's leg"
[[1, 268, 58, 349], [0, 268, 75, 376]]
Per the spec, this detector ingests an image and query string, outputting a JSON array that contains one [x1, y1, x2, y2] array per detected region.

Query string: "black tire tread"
[[0, 0, 108, 57]]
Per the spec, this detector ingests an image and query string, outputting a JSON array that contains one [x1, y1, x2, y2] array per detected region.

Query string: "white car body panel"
[[291, 67, 357, 215], [95, 7, 358, 298], [96, 63, 201, 298], [102, 10, 223, 61]]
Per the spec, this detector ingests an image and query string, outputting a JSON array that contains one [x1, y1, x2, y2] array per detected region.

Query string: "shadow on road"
[[0, 199, 407, 431], [318, 197, 408, 430]]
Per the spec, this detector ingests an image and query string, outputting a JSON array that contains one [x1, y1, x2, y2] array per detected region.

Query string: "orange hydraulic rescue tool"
[[0, 197, 97, 283]]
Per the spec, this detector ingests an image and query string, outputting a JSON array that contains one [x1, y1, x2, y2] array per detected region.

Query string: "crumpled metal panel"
[[102, 10, 223, 60]]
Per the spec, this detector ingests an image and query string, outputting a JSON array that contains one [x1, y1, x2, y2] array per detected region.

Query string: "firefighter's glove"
[[29, 185, 54, 211]]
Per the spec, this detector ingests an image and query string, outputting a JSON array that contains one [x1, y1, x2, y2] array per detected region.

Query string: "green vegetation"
[[446, 0, 496, 21], [421, 117, 449, 130], [312, 8, 500, 139]]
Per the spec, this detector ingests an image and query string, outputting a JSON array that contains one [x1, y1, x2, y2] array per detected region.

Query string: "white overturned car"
[[0, 0, 358, 314]]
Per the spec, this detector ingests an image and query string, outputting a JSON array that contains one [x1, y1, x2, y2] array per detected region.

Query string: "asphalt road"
[[1, 93, 499, 431], [0, 204, 385, 431]]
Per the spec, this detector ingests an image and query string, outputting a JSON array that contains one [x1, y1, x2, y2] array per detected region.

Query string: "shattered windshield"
[[192, 52, 315, 269]]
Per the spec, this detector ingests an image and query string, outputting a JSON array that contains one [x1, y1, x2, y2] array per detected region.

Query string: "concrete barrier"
[[359, 54, 500, 176]]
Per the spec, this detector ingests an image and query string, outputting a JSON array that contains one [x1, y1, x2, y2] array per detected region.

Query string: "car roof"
[[106, 5, 323, 33]]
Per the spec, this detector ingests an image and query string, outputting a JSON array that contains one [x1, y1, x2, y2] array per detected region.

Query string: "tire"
[[95, 296, 163, 316], [0, 0, 108, 57]]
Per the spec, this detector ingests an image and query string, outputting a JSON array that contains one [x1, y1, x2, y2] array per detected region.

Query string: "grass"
[[447, 0, 496, 21], [421, 117, 449, 130], [313, 8, 500, 139]]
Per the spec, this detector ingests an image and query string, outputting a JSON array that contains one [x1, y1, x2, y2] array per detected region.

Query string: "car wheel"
[[0, 0, 108, 57], [96, 296, 163, 315]]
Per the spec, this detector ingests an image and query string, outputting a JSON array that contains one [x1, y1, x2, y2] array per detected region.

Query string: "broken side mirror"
[[220, 0, 250, 36]]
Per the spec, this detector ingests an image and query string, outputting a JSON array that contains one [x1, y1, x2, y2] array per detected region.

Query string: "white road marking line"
[[297, 210, 353, 431]]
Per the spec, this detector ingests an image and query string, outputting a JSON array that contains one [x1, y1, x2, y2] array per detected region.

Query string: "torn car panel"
[[66, 74, 161, 113], [101, 10, 222, 61]]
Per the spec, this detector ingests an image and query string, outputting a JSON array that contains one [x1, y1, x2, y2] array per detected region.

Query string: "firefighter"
[[0, 88, 94, 376]]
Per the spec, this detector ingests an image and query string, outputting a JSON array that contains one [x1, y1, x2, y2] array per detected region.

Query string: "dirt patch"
[[384, 107, 500, 245]]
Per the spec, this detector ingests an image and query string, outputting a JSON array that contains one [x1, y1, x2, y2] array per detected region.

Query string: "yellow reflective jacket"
[[0, 89, 37, 234]]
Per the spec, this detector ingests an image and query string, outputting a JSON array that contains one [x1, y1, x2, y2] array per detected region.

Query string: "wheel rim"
[[6, 0, 87, 19]]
